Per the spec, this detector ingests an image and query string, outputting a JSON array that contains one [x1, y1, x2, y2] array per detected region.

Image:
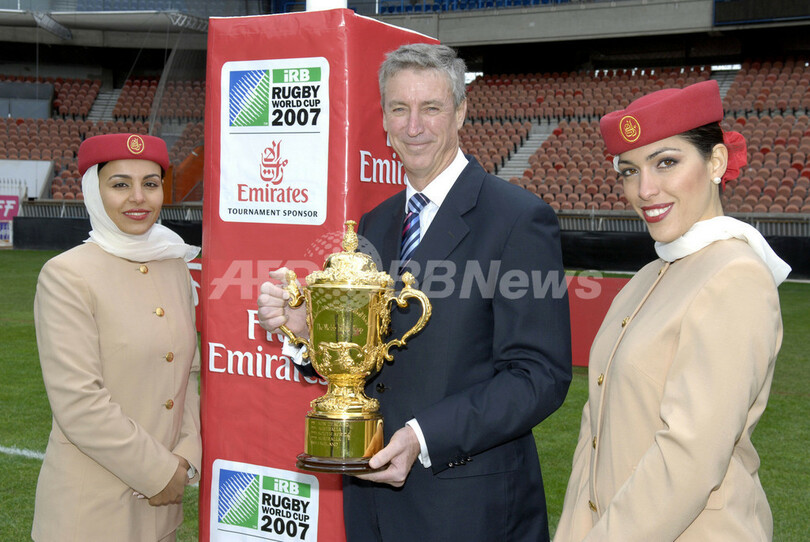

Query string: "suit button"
[[589, 500, 597, 512], [447, 462, 455, 468], [592, 436, 597, 448], [155, 307, 165, 317], [375, 383, 387, 393], [138, 265, 148, 274], [165, 352, 174, 362], [621, 316, 630, 327], [164, 399, 174, 409], [597, 373, 604, 386]]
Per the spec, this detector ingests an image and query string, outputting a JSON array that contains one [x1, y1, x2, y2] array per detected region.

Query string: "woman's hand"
[[146, 455, 189, 506]]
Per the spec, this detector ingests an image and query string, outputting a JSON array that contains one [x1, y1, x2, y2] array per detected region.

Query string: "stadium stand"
[[466, 66, 712, 124], [4, 57, 809, 216], [0, 72, 209, 202], [113, 77, 159, 120], [1, 0, 807, 274], [724, 59, 810, 115], [456, 58, 810, 215], [4, 58, 809, 216], [169, 121, 204, 162], [0, 74, 100, 119], [111, 77, 205, 122]]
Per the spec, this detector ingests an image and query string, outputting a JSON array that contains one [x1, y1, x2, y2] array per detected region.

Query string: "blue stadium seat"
[[76, 0, 104, 10]]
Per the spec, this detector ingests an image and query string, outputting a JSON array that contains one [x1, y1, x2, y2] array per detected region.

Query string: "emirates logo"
[[619, 115, 641, 144], [127, 134, 145, 155], [260, 141, 289, 185]]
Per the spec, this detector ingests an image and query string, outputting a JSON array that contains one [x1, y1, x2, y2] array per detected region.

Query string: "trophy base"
[[297, 413, 384, 474], [296, 453, 384, 474]]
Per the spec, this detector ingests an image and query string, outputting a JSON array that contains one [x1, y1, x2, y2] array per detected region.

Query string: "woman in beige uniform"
[[554, 80, 790, 541], [32, 133, 201, 542]]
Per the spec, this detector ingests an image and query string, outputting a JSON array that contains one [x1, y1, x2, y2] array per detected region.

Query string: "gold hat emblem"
[[127, 134, 145, 155], [619, 115, 641, 144]]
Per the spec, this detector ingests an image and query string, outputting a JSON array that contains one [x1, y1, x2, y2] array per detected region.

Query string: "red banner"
[[567, 275, 629, 367], [0, 194, 19, 247], [200, 11, 436, 541], [0, 195, 19, 220]]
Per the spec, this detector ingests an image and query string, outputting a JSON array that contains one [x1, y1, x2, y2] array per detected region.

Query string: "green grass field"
[[2, 249, 808, 541]]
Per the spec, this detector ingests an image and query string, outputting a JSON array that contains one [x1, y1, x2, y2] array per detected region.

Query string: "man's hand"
[[257, 268, 307, 337], [147, 455, 189, 506], [355, 426, 420, 487]]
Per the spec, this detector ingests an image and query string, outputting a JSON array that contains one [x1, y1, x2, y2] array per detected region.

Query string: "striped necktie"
[[400, 192, 430, 264]]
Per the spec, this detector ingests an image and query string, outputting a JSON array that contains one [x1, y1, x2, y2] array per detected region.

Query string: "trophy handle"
[[277, 269, 313, 355], [381, 272, 432, 366]]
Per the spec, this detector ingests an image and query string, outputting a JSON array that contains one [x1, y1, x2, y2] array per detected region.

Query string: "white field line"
[[0, 446, 199, 487], [0, 445, 45, 461]]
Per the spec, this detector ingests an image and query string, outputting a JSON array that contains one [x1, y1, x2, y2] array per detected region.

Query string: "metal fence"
[[556, 210, 810, 237], [20, 201, 808, 236], [19, 201, 202, 221]]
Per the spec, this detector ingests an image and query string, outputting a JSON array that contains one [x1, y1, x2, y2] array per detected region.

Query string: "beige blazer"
[[554, 239, 782, 542], [32, 242, 201, 542]]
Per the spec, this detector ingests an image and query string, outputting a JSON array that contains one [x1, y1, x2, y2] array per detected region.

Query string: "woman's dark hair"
[[680, 122, 724, 161], [680, 122, 725, 192]]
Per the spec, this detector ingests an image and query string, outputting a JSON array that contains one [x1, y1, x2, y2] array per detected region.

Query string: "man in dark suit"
[[258, 43, 572, 541]]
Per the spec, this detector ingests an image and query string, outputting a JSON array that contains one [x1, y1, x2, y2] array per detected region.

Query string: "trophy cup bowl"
[[279, 221, 432, 474]]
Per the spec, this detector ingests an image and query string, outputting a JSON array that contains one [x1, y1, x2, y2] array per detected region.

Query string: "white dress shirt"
[[283, 149, 470, 469], [403, 149, 468, 240]]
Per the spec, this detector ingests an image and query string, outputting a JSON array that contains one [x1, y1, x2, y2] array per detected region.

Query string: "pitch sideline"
[[0, 445, 45, 461]]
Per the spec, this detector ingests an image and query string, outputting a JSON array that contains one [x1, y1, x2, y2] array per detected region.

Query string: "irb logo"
[[212, 462, 319, 541], [272, 477, 302, 496], [273, 67, 321, 84], [229, 69, 270, 127], [285, 69, 310, 82], [217, 469, 260, 529]]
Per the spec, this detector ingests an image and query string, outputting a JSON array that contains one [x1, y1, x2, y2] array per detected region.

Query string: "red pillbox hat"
[[600, 80, 724, 155], [78, 133, 170, 176]]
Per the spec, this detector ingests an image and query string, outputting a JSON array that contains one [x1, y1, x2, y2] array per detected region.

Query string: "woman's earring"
[[712, 176, 722, 185]]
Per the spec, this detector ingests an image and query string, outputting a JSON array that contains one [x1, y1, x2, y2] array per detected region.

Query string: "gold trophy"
[[279, 220, 432, 473]]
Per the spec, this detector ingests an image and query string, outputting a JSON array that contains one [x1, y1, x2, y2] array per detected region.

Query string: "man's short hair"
[[378, 43, 467, 109]]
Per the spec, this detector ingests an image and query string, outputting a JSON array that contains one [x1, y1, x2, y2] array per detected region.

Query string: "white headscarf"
[[82, 164, 200, 263], [655, 216, 791, 286]]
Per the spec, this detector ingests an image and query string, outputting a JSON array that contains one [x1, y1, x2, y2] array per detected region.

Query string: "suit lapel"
[[409, 157, 485, 276], [381, 192, 406, 272]]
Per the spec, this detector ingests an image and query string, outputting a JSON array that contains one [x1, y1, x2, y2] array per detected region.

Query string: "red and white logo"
[[260, 141, 289, 184], [0, 195, 19, 219]]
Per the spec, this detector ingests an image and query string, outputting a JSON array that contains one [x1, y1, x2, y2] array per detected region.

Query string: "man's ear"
[[455, 98, 467, 130]]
